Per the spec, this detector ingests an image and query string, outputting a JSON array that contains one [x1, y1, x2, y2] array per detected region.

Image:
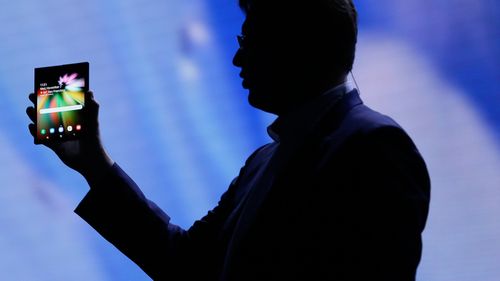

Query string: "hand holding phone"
[[26, 62, 113, 183]]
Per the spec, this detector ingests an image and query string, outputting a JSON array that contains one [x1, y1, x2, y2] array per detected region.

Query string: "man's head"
[[233, 0, 358, 115]]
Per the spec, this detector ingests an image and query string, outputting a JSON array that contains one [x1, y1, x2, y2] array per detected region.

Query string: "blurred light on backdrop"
[[0, 0, 498, 280]]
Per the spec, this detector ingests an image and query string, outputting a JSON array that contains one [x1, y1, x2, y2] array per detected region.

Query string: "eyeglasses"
[[237, 35, 246, 49]]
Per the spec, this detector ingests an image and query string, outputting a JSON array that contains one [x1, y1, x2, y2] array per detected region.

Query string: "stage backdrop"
[[0, 0, 498, 280]]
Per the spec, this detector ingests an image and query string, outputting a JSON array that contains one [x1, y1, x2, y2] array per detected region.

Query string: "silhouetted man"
[[27, 0, 430, 280]]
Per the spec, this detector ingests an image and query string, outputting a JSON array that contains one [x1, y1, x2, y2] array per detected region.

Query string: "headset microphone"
[[350, 70, 361, 95]]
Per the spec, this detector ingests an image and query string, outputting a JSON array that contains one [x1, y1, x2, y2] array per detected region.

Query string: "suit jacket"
[[75, 90, 430, 281]]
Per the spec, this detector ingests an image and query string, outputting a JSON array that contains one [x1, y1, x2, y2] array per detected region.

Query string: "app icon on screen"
[[41, 129, 46, 135], [76, 124, 81, 131], [67, 126, 73, 132], [49, 128, 55, 134], [58, 126, 64, 133]]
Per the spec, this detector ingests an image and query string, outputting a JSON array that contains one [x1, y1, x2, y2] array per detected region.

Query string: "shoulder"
[[244, 142, 278, 167], [317, 102, 428, 181], [323, 101, 417, 150], [352, 104, 423, 155], [343, 103, 404, 136], [315, 101, 430, 204]]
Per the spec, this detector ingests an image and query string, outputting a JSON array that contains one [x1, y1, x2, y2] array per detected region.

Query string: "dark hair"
[[239, 0, 358, 77]]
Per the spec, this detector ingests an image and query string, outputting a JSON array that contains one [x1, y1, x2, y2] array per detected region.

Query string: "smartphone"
[[34, 62, 89, 144]]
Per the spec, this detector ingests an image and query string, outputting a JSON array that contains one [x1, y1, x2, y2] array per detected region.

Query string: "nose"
[[233, 48, 243, 68]]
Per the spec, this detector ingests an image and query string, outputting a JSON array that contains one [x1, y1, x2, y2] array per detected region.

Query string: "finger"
[[29, 123, 57, 150], [29, 93, 36, 104], [86, 90, 94, 100], [26, 106, 36, 122], [85, 90, 100, 134], [86, 90, 98, 111], [28, 123, 36, 138]]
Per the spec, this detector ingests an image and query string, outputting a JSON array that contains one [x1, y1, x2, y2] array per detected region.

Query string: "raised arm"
[[26, 90, 242, 279], [74, 163, 241, 280]]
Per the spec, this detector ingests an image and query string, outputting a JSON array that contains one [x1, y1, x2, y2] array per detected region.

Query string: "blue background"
[[0, 0, 498, 280]]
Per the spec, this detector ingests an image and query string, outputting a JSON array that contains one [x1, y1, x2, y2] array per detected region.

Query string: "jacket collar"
[[267, 82, 358, 145]]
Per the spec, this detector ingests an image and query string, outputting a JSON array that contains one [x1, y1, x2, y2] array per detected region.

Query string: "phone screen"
[[34, 62, 89, 144]]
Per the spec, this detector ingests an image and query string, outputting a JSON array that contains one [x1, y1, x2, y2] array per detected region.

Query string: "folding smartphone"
[[34, 62, 89, 144]]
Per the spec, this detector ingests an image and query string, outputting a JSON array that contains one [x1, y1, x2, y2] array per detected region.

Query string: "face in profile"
[[232, 14, 335, 116], [233, 16, 297, 115]]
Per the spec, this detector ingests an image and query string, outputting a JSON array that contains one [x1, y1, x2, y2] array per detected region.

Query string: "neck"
[[276, 75, 347, 117]]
